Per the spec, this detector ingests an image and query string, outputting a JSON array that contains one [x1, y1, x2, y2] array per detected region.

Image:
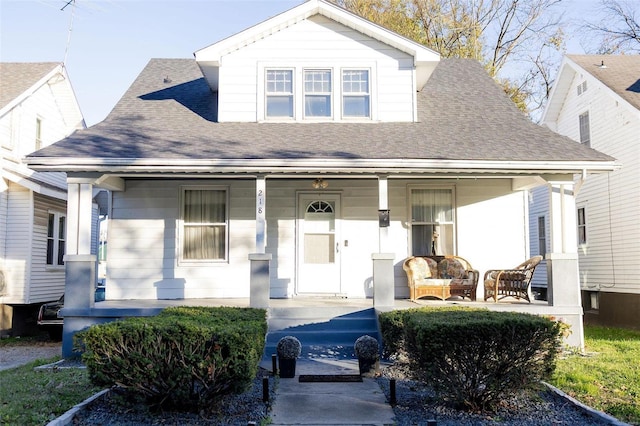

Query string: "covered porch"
[[56, 172, 590, 357]]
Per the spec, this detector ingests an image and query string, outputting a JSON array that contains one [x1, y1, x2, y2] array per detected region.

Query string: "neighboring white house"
[[0, 62, 86, 336], [25, 0, 618, 356], [534, 54, 640, 329]]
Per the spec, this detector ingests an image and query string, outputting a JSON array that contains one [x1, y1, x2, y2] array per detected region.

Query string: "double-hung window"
[[579, 111, 590, 147], [46, 212, 66, 266], [410, 188, 454, 256], [577, 207, 587, 244], [304, 69, 332, 118], [537, 216, 546, 257], [182, 188, 228, 262], [35, 117, 43, 151], [342, 69, 370, 118], [266, 69, 293, 118]]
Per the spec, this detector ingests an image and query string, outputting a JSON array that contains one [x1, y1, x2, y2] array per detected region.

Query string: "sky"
[[1, 0, 606, 127]]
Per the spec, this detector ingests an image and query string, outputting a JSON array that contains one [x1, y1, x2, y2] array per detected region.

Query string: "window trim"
[[579, 111, 590, 147], [46, 210, 66, 269], [303, 68, 333, 119], [178, 186, 230, 265], [265, 68, 295, 119], [577, 207, 587, 245], [341, 68, 371, 120], [537, 216, 546, 257], [407, 185, 456, 256], [35, 116, 43, 151]]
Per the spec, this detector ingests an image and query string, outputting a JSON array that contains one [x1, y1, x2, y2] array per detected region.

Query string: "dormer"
[[194, 0, 439, 123]]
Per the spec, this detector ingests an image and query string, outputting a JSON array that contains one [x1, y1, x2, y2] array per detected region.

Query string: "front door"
[[297, 193, 341, 294]]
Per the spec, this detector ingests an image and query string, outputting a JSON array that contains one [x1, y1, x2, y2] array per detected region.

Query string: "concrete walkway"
[[261, 357, 395, 426]]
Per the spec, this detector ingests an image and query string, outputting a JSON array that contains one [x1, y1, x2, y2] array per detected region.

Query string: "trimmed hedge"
[[380, 307, 563, 411], [75, 306, 267, 410]]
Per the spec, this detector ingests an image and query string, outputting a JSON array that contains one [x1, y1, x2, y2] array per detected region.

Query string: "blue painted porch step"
[[263, 306, 381, 362]]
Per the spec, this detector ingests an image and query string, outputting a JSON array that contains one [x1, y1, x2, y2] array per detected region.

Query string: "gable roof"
[[0, 62, 60, 112], [544, 55, 640, 122], [194, 0, 440, 91], [25, 57, 616, 176]]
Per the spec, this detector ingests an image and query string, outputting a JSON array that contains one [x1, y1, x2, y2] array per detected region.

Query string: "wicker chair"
[[483, 256, 543, 303]]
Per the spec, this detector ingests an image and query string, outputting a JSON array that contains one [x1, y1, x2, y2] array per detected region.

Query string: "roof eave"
[[25, 158, 620, 176]]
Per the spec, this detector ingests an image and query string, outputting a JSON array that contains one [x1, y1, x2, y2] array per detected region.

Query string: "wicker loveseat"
[[483, 255, 543, 303], [403, 255, 479, 301]]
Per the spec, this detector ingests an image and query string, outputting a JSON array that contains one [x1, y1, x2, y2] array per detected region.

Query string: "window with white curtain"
[[410, 188, 454, 256], [181, 188, 228, 262]]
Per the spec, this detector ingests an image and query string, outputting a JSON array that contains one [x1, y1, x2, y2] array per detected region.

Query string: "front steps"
[[263, 306, 381, 361]]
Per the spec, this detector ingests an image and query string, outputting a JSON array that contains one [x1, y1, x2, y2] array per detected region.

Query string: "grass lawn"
[[551, 325, 640, 425], [0, 342, 104, 426]]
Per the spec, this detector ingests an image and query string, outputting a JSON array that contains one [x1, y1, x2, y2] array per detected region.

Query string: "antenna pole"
[[62, 0, 77, 65]]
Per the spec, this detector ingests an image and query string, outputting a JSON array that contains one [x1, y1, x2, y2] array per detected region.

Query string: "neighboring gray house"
[[0, 62, 85, 336], [25, 0, 618, 356], [532, 54, 639, 329]]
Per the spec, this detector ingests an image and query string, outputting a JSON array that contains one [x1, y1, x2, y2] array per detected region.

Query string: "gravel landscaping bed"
[[375, 360, 616, 426], [69, 359, 621, 426], [72, 368, 276, 426]]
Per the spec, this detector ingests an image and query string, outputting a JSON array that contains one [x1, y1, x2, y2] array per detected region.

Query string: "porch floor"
[[92, 296, 551, 313]]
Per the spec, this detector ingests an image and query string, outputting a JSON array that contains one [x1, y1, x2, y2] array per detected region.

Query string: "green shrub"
[[382, 307, 562, 411], [75, 306, 267, 410]]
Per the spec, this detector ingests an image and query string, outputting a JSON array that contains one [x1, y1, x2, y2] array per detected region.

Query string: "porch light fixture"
[[312, 178, 328, 189]]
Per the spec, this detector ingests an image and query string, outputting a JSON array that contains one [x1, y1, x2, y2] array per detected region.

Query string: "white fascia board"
[[0, 64, 62, 119], [194, 0, 440, 90], [541, 57, 575, 126], [26, 158, 620, 175], [2, 169, 67, 200]]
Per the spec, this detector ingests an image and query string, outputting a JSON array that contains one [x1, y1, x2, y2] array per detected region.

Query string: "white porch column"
[[249, 175, 270, 307], [63, 179, 97, 357], [546, 181, 584, 349], [373, 175, 394, 307], [255, 175, 266, 254]]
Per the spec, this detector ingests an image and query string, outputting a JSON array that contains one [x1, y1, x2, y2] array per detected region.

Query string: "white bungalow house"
[[0, 62, 86, 336], [25, 0, 618, 357], [532, 54, 639, 329]]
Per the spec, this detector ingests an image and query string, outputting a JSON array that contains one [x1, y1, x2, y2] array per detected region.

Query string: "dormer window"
[[304, 69, 332, 118], [263, 66, 374, 122], [342, 69, 370, 118], [266, 69, 294, 118]]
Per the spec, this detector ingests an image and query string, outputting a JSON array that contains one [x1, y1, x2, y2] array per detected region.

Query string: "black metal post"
[[390, 378, 396, 405], [271, 354, 277, 375], [262, 377, 269, 402]]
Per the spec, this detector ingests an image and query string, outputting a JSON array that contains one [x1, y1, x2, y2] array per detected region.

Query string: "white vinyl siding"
[[551, 68, 640, 294], [218, 15, 414, 122], [528, 185, 549, 292], [31, 194, 66, 301], [104, 178, 530, 301]]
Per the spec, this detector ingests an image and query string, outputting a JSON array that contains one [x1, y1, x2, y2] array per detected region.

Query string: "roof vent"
[[599, 60, 607, 69], [163, 76, 172, 83]]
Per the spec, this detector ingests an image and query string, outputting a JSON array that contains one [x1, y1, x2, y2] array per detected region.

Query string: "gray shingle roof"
[[0, 62, 59, 110], [568, 54, 640, 111], [27, 57, 614, 166]]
